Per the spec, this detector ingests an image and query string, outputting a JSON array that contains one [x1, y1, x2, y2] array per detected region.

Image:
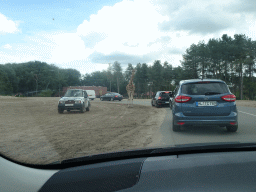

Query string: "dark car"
[[171, 79, 238, 132], [100, 93, 123, 101], [151, 91, 172, 108]]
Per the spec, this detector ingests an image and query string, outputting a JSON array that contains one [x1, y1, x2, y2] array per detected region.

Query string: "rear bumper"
[[157, 101, 170, 105], [173, 111, 238, 126]]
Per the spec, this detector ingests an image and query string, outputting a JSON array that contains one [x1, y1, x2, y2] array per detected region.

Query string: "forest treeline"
[[0, 34, 255, 99]]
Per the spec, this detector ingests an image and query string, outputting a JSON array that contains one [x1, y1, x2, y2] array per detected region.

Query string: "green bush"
[[38, 90, 53, 97]]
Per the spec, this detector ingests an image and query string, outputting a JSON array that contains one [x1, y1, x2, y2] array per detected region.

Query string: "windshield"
[[64, 90, 83, 97], [1, 0, 256, 165]]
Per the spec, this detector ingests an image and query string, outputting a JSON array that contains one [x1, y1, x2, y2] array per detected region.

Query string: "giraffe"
[[126, 69, 135, 107]]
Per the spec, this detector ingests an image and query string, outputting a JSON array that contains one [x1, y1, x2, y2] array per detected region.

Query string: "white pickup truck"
[[58, 89, 90, 113]]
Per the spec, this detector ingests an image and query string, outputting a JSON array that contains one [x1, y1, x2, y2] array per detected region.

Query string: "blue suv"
[[171, 79, 238, 132]]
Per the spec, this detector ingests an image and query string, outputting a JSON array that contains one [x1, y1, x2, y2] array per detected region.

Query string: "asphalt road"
[[94, 99, 256, 146]]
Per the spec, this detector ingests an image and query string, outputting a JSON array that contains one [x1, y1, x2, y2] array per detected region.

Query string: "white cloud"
[[0, 13, 19, 34], [2, 44, 12, 49], [76, 0, 168, 56]]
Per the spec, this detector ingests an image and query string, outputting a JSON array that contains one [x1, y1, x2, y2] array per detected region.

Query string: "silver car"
[[58, 89, 90, 113]]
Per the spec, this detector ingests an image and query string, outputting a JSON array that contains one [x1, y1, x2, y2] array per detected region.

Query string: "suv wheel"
[[151, 100, 154, 107], [172, 116, 180, 132], [169, 102, 172, 110], [156, 102, 160, 108], [226, 125, 238, 132], [58, 109, 64, 114], [111, 98, 114, 101], [80, 104, 86, 113], [100, 98, 103, 101], [86, 106, 90, 111]]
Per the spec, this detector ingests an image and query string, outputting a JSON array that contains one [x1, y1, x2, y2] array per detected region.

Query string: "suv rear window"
[[160, 92, 171, 98], [181, 82, 229, 95]]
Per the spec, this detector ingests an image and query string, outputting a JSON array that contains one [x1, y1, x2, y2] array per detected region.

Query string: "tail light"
[[178, 122, 185, 125], [221, 94, 236, 102], [115, 96, 118, 98], [175, 95, 191, 103], [158, 97, 162, 100]]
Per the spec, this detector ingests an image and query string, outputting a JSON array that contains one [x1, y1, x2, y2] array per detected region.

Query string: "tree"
[[112, 61, 123, 93]]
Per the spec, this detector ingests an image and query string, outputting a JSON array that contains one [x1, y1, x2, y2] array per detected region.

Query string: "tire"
[[172, 115, 180, 132], [119, 99, 121, 101], [80, 104, 86, 113], [58, 109, 64, 114], [169, 103, 172, 110], [67, 109, 70, 112], [226, 125, 238, 132], [111, 98, 114, 101], [151, 100, 154, 107], [156, 102, 160, 108], [86, 105, 90, 111], [100, 98, 103, 101]]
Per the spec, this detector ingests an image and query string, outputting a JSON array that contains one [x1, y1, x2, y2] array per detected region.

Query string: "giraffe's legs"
[[131, 92, 134, 107], [127, 91, 130, 107]]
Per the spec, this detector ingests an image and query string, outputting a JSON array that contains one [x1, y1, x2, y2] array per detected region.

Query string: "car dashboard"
[[1, 145, 256, 192]]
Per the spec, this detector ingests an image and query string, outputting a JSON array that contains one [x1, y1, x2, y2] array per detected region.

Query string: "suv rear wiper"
[[204, 92, 221, 95]]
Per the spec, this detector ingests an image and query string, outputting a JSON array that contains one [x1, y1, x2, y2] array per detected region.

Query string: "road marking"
[[238, 110, 256, 117]]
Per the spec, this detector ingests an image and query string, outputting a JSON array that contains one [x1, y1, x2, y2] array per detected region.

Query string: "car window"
[[181, 82, 229, 95], [160, 92, 170, 98]]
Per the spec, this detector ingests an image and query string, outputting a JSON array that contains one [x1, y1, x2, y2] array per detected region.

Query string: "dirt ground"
[[0, 96, 165, 164], [236, 100, 256, 108]]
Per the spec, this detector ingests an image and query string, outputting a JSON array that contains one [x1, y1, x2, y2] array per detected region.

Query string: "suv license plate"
[[197, 101, 217, 106], [165, 101, 169, 103], [65, 104, 74, 106]]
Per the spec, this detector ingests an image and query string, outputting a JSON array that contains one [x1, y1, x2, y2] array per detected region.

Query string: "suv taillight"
[[175, 95, 191, 103], [221, 94, 236, 102], [158, 97, 162, 100]]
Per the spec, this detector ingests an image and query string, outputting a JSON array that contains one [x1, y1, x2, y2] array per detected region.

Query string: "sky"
[[1, 0, 256, 75]]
